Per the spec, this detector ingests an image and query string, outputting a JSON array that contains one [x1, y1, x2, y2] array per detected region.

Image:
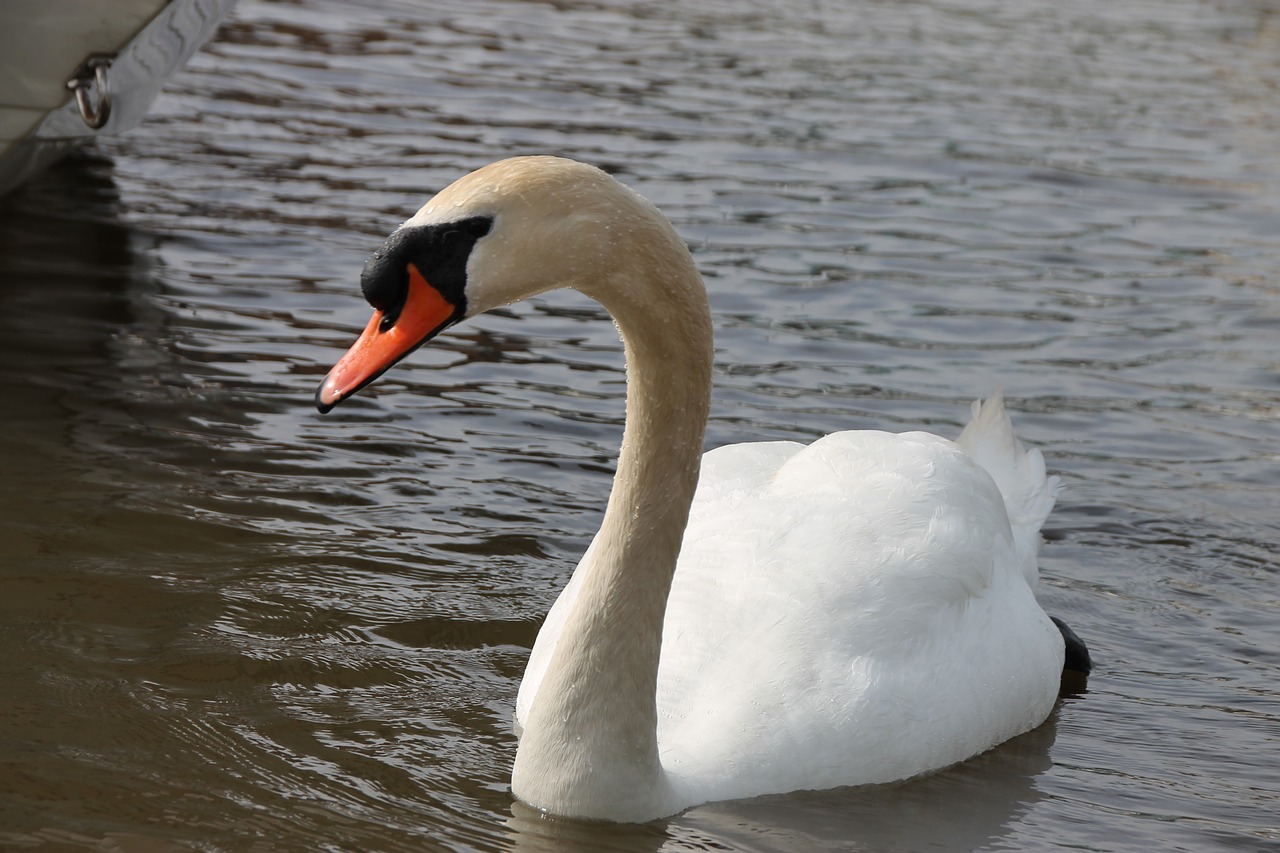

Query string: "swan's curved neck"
[[510, 234, 713, 821]]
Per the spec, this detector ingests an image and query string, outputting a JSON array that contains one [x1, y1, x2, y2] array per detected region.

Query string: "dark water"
[[1, 0, 1278, 849]]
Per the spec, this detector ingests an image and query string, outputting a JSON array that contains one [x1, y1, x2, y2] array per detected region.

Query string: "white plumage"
[[520, 405, 1063, 811]]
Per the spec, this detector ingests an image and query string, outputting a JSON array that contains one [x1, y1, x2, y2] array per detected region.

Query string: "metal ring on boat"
[[66, 54, 115, 130]]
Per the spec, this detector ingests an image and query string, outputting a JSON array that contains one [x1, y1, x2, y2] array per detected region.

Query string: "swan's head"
[[315, 156, 677, 413]]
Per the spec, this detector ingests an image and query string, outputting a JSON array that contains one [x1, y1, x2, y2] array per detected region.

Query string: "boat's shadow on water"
[[0, 148, 140, 319], [503, 703, 1071, 853]]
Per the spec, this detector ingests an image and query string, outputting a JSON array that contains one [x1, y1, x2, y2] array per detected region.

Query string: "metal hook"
[[66, 54, 115, 130]]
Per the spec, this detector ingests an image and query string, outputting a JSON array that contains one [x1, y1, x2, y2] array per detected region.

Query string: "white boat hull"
[[0, 0, 234, 195]]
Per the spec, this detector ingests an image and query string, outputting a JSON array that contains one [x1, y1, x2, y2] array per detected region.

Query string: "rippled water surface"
[[2, 0, 1278, 850]]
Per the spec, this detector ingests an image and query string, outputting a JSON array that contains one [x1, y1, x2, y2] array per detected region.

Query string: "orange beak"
[[315, 264, 459, 412]]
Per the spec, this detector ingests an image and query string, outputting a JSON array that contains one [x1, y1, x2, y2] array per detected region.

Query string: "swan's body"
[[517, 414, 1062, 819], [316, 156, 1074, 823]]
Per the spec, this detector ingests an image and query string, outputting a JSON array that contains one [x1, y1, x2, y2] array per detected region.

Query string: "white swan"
[[315, 156, 1078, 823]]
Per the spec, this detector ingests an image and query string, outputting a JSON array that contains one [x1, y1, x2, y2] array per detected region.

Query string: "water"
[[1, 0, 1277, 849]]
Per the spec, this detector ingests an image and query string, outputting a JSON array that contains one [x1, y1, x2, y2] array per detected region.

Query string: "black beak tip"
[[315, 383, 337, 414]]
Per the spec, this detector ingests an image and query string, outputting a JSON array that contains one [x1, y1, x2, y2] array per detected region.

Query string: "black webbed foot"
[[1051, 615, 1092, 675]]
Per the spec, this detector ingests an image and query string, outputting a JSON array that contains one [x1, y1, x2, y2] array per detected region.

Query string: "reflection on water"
[[1, 0, 1278, 850], [508, 714, 1058, 853]]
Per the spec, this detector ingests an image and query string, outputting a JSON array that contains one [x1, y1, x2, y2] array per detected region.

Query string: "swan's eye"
[[378, 275, 409, 332], [359, 216, 493, 330]]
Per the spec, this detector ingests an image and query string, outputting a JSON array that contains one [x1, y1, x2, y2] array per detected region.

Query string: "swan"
[[315, 156, 1086, 823]]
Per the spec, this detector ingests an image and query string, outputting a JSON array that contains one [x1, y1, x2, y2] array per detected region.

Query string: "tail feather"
[[955, 394, 1060, 584]]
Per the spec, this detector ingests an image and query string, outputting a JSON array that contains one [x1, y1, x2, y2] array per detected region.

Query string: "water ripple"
[[1, 0, 1278, 849]]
